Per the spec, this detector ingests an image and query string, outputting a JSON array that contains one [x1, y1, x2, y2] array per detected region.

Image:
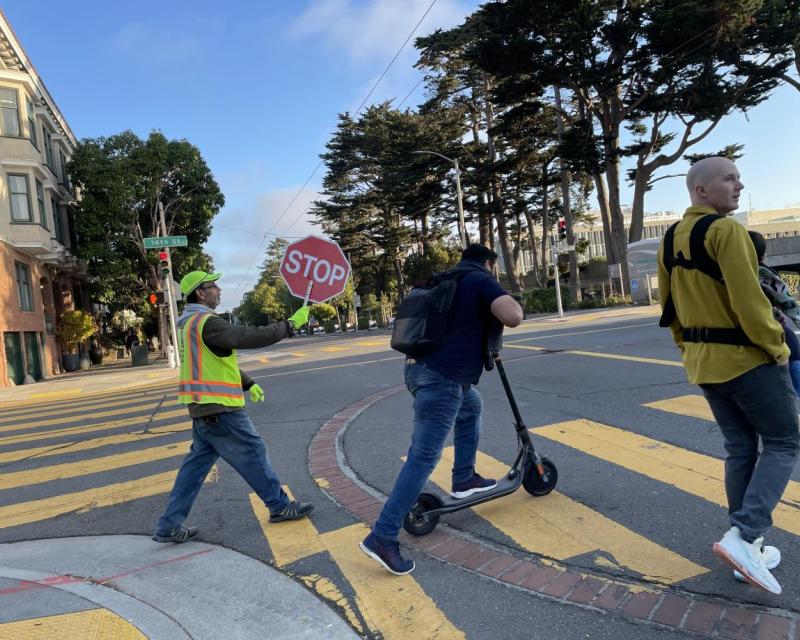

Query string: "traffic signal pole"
[[158, 202, 181, 369], [552, 234, 564, 319]]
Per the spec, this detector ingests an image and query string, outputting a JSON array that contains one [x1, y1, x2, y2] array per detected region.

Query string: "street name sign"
[[144, 236, 188, 249], [280, 235, 351, 304]]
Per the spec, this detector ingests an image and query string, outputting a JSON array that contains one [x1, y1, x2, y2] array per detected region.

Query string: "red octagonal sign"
[[279, 235, 351, 304]]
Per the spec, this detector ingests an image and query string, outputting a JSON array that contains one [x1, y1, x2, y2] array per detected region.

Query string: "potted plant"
[[57, 310, 96, 372]]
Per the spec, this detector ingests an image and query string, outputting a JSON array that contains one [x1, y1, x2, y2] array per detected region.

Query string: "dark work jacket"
[[178, 303, 293, 418]]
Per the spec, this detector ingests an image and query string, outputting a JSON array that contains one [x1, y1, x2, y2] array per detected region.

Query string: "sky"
[[3, 1, 799, 310]]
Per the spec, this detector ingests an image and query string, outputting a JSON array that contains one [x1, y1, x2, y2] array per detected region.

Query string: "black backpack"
[[390, 270, 469, 358]]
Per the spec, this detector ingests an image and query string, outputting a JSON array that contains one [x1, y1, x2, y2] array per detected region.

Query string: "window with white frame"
[[0, 87, 20, 136], [15, 262, 33, 311], [8, 174, 32, 222], [36, 179, 47, 227], [26, 97, 37, 148], [51, 196, 63, 243]]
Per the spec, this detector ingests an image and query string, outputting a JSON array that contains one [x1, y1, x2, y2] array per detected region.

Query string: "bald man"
[[658, 157, 798, 595]]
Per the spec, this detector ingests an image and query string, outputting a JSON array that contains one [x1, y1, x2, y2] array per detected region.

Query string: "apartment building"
[[0, 10, 84, 386]]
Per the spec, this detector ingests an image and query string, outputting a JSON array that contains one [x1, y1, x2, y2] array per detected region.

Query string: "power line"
[[398, 75, 426, 109]]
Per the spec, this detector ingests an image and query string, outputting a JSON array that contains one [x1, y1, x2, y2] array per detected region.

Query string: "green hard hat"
[[180, 270, 222, 296]]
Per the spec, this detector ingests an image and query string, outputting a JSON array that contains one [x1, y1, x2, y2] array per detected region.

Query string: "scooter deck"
[[436, 473, 520, 509]]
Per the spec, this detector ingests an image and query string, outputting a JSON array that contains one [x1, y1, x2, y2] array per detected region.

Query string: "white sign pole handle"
[[303, 280, 313, 306]]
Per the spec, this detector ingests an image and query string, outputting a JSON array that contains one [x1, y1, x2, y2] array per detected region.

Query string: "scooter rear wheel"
[[522, 457, 558, 496], [403, 492, 442, 536]]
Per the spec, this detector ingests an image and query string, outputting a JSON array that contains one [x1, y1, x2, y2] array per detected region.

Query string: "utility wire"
[[232, 0, 440, 295]]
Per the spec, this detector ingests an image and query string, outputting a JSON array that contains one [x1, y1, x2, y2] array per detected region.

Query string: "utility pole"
[[158, 201, 181, 368], [552, 236, 564, 319], [413, 150, 467, 249]]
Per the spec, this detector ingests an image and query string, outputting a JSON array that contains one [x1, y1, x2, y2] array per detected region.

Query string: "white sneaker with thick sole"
[[712, 527, 781, 595], [734, 545, 780, 582]]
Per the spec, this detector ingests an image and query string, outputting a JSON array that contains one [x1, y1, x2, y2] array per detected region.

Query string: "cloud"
[[205, 187, 323, 310], [287, 0, 476, 63], [110, 20, 221, 66]]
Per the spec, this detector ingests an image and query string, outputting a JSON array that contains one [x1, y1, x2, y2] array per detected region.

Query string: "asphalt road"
[[2, 307, 798, 639]]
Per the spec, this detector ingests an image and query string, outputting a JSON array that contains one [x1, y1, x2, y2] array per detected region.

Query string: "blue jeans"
[[700, 364, 799, 542], [155, 410, 289, 535], [372, 362, 483, 542], [782, 325, 800, 395]]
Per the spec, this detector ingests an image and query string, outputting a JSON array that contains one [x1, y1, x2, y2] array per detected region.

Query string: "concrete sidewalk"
[[0, 536, 357, 640]]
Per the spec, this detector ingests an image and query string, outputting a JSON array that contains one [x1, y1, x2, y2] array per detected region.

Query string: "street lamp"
[[412, 150, 468, 249]]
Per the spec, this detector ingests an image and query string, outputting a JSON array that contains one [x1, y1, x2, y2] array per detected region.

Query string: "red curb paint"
[[683, 601, 723, 636], [622, 591, 660, 621], [500, 561, 538, 586], [566, 577, 606, 605], [717, 608, 758, 640], [755, 614, 790, 640], [651, 594, 691, 627]]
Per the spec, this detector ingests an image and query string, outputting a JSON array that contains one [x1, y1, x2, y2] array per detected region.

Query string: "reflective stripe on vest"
[[178, 313, 245, 407]]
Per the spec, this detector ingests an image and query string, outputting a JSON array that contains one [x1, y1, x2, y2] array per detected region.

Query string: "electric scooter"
[[402, 356, 558, 537]]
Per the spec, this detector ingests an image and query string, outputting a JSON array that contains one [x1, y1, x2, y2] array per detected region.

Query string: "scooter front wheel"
[[522, 457, 558, 496], [403, 492, 442, 536]]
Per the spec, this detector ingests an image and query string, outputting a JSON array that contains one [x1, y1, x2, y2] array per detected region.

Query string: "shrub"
[[57, 310, 96, 354], [522, 287, 574, 314]]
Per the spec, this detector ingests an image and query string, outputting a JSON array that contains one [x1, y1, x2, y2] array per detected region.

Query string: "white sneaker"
[[734, 545, 780, 582], [713, 527, 781, 595]]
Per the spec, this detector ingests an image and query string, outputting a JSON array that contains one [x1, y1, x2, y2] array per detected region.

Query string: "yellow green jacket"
[[657, 205, 789, 384]]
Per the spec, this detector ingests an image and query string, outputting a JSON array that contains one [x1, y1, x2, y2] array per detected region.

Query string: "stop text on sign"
[[283, 250, 347, 287], [279, 235, 351, 304]]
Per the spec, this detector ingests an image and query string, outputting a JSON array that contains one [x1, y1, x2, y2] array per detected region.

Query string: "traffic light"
[[158, 250, 170, 279], [558, 219, 567, 241], [148, 291, 166, 305]]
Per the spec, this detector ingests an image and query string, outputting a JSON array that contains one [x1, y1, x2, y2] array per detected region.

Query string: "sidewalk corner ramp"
[[0, 535, 358, 640]]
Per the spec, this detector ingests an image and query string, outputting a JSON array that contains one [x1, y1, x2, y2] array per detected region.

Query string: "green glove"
[[288, 305, 310, 329], [249, 384, 265, 403]]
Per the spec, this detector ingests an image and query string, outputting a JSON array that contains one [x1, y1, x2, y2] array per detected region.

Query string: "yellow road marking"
[[259, 356, 270, 363], [299, 574, 364, 634], [253, 356, 404, 380], [428, 449, 706, 584], [0, 608, 146, 639], [22, 389, 85, 401], [505, 345, 546, 352], [564, 350, 683, 367], [321, 346, 351, 352], [289, 352, 310, 358], [355, 339, 389, 347], [0, 380, 175, 411], [645, 395, 713, 421], [533, 420, 800, 535], [320, 523, 465, 639], [0, 399, 167, 433], [0, 394, 176, 425], [0, 422, 192, 465], [249, 487, 325, 567], [0, 408, 186, 446], [0, 466, 217, 529], [0, 441, 190, 490]]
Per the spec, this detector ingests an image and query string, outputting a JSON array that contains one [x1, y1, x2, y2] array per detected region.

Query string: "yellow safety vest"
[[177, 313, 245, 407]]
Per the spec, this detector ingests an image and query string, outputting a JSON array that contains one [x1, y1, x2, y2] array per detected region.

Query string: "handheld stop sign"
[[279, 235, 351, 304]]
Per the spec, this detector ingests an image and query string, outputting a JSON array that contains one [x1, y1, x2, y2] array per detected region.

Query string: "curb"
[[308, 386, 800, 640]]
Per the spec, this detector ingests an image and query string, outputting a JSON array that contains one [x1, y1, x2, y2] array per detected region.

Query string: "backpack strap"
[[658, 214, 724, 328]]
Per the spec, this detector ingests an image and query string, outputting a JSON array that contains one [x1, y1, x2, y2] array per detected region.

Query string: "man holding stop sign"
[[279, 234, 352, 305]]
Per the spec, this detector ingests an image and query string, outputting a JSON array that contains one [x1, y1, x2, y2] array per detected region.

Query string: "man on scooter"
[[360, 244, 524, 574]]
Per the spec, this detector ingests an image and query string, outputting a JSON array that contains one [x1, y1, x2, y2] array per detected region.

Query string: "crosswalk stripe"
[[533, 420, 800, 536], [0, 409, 186, 446], [0, 441, 190, 490], [428, 448, 707, 584], [0, 381, 175, 412], [0, 466, 216, 530], [0, 399, 168, 434], [0, 422, 192, 465], [320, 523, 465, 639], [249, 488, 325, 567], [0, 394, 177, 426], [644, 395, 713, 421]]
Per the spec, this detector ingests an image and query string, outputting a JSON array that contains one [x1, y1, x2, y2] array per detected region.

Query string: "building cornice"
[[0, 9, 77, 146]]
